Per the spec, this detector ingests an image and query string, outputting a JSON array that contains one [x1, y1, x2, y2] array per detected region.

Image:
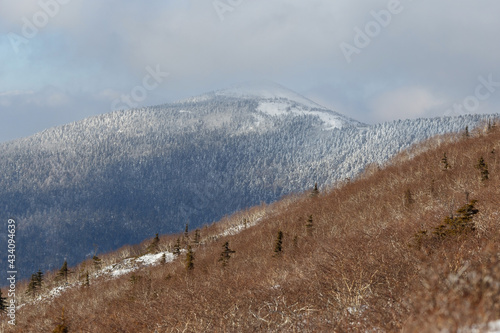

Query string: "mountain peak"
[[213, 80, 326, 109], [174, 81, 364, 130], [179, 80, 327, 110]]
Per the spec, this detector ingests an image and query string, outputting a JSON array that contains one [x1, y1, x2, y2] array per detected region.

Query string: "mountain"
[[0, 82, 497, 280], [179, 80, 364, 129], [9, 123, 500, 332]]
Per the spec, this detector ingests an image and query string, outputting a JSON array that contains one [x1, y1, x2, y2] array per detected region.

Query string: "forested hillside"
[[5, 120, 500, 332], [0, 84, 497, 280]]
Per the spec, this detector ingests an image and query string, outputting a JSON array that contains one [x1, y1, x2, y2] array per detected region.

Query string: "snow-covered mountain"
[[180, 81, 364, 130], [0, 82, 497, 280]]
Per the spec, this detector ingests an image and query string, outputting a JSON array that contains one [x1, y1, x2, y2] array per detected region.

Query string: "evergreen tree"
[[25, 269, 44, 296], [185, 245, 194, 271], [58, 260, 69, 283], [455, 200, 479, 230], [432, 200, 479, 238], [476, 156, 489, 181], [146, 233, 160, 254], [36, 269, 44, 290], [193, 229, 201, 245], [305, 215, 314, 236], [184, 222, 189, 238], [311, 183, 319, 197], [274, 231, 283, 256], [173, 238, 181, 256], [219, 242, 236, 267], [0, 289, 7, 313], [464, 125, 470, 138], [161, 253, 167, 265], [92, 255, 102, 270], [83, 272, 90, 288], [26, 274, 39, 297], [441, 153, 450, 170]]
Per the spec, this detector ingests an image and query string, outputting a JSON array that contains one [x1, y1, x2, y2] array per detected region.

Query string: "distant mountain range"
[[0, 81, 496, 280]]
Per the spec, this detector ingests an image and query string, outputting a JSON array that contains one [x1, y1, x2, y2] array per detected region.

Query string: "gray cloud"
[[1, 0, 499, 142]]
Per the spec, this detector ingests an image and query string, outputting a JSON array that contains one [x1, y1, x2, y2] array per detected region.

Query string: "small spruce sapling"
[[305, 215, 314, 236], [219, 242, 236, 267], [274, 231, 283, 256], [26, 274, 39, 297], [311, 183, 319, 197], [414, 200, 479, 246], [173, 238, 181, 256], [84, 272, 90, 288], [36, 269, 44, 289], [184, 222, 189, 243], [58, 260, 69, 283], [441, 153, 450, 170], [185, 245, 194, 270], [193, 229, 201, 245], [432, 200, 479, 238], [146, 233, 160, 254], [476, 156, 489, 181]]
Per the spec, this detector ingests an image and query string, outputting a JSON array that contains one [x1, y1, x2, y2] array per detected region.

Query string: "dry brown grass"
[[2, 123, 500, 332]]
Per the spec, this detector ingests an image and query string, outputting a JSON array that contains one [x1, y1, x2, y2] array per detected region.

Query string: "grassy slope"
[[4, 124, 500, 332]]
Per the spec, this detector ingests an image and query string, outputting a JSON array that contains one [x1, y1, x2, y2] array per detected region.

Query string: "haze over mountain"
[[0, 82, 496, 280]]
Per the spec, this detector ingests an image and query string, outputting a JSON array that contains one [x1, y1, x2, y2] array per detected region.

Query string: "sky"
[[1, 0, 500, 142]]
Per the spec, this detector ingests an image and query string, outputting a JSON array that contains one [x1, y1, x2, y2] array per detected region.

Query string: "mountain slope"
[[8, 123, 500, 332], [0, 82, 497, 280]]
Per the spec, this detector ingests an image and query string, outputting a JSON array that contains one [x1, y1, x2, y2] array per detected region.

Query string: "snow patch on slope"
[[257, 101, 344, 129], [218, 217, 262, 237], [99, 251, 176, 278]]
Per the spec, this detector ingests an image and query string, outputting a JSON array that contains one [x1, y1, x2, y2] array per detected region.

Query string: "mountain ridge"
[[9, 122, 500, 332], [0, 83, 498, 281]]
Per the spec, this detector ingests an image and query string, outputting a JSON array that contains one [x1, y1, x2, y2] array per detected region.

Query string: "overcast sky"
[[1, 0, 499, 142]]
